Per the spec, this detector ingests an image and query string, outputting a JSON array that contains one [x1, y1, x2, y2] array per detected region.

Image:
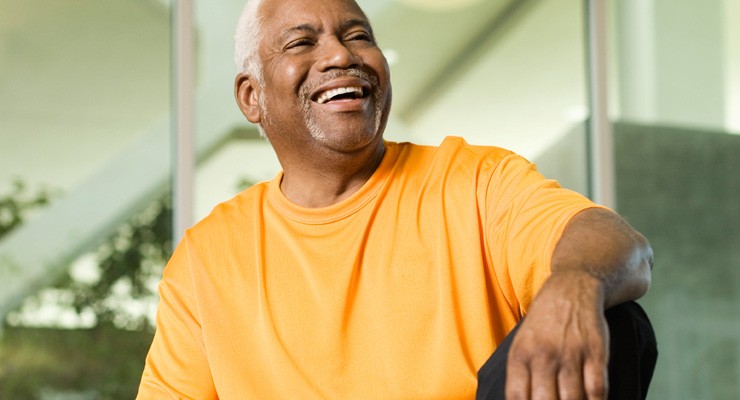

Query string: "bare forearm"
[[550, 207, 653, 308], [505, 208, 652, 399]]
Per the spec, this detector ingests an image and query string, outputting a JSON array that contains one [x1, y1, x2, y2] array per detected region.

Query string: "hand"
[[505, 271, 609, 400]]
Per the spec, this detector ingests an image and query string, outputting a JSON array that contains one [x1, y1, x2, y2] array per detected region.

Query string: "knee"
[[605, 301, 656, 346], [604, 301, 658, 399]]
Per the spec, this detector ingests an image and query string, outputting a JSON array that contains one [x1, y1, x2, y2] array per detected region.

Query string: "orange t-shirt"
[[137, 137, 600, 399]]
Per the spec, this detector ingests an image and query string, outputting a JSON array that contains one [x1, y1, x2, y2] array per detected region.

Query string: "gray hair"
[[234, 0, 269, 137], [234, 0, 267, 81]]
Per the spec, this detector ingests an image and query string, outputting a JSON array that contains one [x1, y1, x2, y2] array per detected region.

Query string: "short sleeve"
[[136, 237, 218, 399], [485, 153, 604, 316]]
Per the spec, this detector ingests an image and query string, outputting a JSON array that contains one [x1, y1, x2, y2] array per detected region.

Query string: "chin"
[[312, 126, 381, 154], [307, 111, 384, 152]]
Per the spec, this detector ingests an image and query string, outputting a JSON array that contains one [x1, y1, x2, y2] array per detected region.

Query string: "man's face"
[[254, 0, 392, 153]]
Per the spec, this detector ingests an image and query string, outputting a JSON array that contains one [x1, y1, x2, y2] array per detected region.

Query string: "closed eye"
[[285, 38, 314, 50], [347, 32, 375, 44]]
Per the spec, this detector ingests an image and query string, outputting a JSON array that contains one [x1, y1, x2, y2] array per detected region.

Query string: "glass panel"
[[380, 0, 591, 194], [0, 0, 172, 397], [609, 0, 740, 398], [193, 0, 593, 224], [192, 0, 281, 221]]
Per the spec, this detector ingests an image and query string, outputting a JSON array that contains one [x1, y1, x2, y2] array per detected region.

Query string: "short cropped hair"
[[234, 0, 267, 81]]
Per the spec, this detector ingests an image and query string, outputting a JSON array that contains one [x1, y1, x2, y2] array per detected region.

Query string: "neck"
[[277, 139, 386, 208]]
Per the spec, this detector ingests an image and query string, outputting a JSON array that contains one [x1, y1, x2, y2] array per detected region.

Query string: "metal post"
[[586, 0, 616, 208], [173, 0, 195, 245]]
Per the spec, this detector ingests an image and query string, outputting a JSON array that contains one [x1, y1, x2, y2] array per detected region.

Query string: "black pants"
[[476, 302, 658, 400]]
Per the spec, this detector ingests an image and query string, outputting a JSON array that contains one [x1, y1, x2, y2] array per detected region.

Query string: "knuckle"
[[561, 393, 583, 400], [559, 386, 584, 400], [589, 342, 607, 358], [558, 363, 579, 379], [558, 372, 584, 400], [598, 348, 610, 363], [507, 392, 527, 400], [560, 347, 582, 363], [508, 345, 534, 363], [532, 346, 559, 365], [586, 380, 608, 398], [505, 386, 527, 400], [524, 340, 557, 356], [588, 339, 609, 360]]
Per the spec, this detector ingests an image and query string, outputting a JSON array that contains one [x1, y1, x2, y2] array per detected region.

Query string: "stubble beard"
[[256, 83, 270, 138], [299, 69, 386, 146]]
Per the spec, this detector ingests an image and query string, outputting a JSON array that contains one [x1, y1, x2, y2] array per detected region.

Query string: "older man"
[[137, 0, 656, 399]]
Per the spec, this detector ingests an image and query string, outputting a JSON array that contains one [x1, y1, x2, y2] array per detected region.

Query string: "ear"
[[235, 72, 262, 124]]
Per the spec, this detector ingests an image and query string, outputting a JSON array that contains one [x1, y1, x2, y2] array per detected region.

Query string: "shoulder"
[[185, 180, 271, 244], [391, 136, 512, 156], [411, 136, 516, 164], [381, 137, 534, 205], [390, 136, 521, 177]]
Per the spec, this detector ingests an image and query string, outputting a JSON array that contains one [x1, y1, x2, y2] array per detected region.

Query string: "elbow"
[[641, 243, 654, 296], [611, 250, 651, 306], [633, 268, 651, 300], [631, 232, 654, 299]]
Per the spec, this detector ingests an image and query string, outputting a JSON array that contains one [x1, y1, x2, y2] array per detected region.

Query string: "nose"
[[316, 37, 363, 71]]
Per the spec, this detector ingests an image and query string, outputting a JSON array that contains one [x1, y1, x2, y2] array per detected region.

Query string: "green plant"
[[0, 179, 55, 239], [1, 181, 171, 399], [63, 197, 172, 331]]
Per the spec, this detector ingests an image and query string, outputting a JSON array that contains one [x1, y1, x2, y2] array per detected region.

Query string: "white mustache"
[[300, 69, 380, 101]]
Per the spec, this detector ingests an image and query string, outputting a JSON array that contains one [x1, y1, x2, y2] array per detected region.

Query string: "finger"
[[583, 354, 608, 400], [583, 317, 610, 400], [530, 356, 558, 400], [505, 360, 531, 400], [557, 359, 585, 400]]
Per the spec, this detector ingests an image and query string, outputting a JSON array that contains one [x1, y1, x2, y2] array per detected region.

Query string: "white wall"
[[402, 0, 588, 162]]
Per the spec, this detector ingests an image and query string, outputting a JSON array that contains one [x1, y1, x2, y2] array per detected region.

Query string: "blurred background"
[[1, 0, 738, 398]]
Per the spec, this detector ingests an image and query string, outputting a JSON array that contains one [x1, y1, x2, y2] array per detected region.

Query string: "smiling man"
[[136, 0, 656, 399], [236, 0, 391, 209]]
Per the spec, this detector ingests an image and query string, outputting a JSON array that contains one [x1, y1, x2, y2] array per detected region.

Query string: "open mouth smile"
[[308, 74, 374, 107], [316, 86, 369, 104]]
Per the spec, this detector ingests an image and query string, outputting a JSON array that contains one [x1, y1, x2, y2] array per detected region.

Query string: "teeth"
[[317, 86, 363, 104]]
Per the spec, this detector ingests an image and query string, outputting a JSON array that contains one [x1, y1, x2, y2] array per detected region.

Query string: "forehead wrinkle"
[[340, 19, 373, 35], [280, 23, 318, 40]]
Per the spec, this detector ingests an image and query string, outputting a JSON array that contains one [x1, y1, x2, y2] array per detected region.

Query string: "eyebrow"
[[340, 19, 374, 35], [280, 24, 317, 40]]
